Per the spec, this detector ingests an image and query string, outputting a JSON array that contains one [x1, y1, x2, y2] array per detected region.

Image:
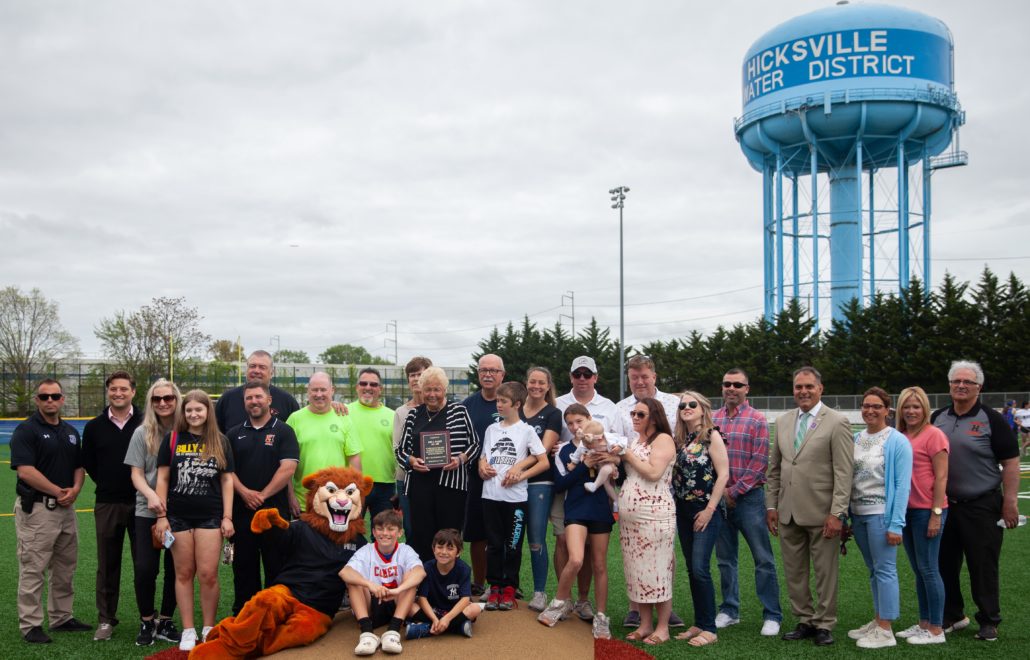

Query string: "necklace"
[[424, 404, 446, 424]]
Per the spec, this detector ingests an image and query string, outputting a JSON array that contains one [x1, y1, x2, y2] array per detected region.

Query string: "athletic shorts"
[[549, 492, 566, 536], [168, 515, 220, 533], [564, 519, 613, 535]]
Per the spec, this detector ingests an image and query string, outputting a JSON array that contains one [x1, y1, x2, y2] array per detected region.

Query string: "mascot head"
[[301, 466, 373, 543]]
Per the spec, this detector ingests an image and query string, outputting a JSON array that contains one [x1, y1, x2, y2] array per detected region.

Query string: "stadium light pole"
[[610, 186, 629, 400]]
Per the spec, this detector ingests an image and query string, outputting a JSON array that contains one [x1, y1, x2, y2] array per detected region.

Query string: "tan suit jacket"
[[767, 404, 853, 527]]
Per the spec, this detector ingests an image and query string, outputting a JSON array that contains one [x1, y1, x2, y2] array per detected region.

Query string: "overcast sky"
[[2, 0, 1027, 369]]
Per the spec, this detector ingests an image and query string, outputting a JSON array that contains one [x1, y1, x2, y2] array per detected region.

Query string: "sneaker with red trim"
[[485, 585, 501, 611], [499, 586, 517, 611]]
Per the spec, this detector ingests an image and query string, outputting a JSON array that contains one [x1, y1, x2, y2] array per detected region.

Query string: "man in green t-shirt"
[[286, 372, 363, 513], [344, 367, 396, 521]]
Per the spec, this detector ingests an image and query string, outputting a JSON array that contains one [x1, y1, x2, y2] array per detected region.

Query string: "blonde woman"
[[124, 379, 182, 646], [154, 390, 235, 651], [671, 391, 729, 647]]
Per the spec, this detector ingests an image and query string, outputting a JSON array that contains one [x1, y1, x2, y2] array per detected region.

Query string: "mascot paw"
[[252, 508, 289, 533]]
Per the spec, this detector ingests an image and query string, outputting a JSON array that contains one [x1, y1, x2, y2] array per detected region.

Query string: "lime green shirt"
[[287, 406, 364, 510], [344, 401, 396, 484]]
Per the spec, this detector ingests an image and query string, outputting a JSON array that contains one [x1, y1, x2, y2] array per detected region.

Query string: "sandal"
[[644, 633, 669, 645], [626, 630, 649, 641], [675, 626, 702, 641], [688, 631, 718, 647]]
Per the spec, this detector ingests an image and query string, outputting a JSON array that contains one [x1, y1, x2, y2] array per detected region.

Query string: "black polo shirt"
[[228, 417, 300, 515], [10, 412, 82, 492], [215, 384, 300, 435], [932, 400, 1018, 500]]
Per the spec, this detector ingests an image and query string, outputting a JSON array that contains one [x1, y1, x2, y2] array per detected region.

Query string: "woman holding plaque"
[[396, 366, 481, 560]]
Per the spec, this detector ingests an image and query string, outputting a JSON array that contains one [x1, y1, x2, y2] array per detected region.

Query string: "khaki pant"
[[779, 520, 840, 630], [15, 497, 79, 633]]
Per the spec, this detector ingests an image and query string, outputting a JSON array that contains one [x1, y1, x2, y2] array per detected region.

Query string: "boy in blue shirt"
[[406, 529, 480, 639]]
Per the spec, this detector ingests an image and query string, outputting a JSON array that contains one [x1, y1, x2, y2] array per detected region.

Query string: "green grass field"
[[1, 444, 1028, 659]]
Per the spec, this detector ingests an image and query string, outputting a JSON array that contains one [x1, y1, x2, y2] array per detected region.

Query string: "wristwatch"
[[836, 512, 848, 522], [932, 507, 943, 515]]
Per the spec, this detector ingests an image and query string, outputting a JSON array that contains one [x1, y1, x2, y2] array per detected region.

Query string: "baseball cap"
[[570, 356, 597, 374]]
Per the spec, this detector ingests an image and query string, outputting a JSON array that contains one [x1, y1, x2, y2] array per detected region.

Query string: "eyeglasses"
[[479, 368, 504, 375], [678, 401, 699, 410], [151, 395, 177, 404], [357, 381, 381, 388], [949, 379, 979, 387], [571, 371, 594, 380], [630, 411, 648, 419], [37, 393, 63, 401], [861, 403, 886, 411], [722, 381, 748, 389]]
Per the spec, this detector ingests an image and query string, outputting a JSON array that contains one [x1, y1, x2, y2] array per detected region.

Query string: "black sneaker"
[[155, 618, 181, 643], [24, 626, 52, 644], [136, 619, 156, 646], [51, 617, 91, 632], [470, 582, 486, 599]]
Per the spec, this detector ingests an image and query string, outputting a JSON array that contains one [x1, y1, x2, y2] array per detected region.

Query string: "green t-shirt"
[[344, 401, 395, 484], [287, 406, 364, 510]]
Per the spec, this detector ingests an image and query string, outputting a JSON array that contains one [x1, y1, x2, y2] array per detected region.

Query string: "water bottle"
[[996, 515, 1027, 528]]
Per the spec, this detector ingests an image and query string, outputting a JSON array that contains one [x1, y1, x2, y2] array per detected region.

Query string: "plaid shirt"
[[712, 401, 769, 499]]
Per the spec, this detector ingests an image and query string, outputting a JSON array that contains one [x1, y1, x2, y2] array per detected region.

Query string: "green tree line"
[[472, 268, 1029, 398]]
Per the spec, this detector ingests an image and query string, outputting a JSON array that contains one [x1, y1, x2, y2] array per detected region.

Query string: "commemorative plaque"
[[420, 431, 452, 468]]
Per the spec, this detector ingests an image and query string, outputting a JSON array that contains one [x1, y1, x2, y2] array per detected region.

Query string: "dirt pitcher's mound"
[[275, 604, 597, 660]]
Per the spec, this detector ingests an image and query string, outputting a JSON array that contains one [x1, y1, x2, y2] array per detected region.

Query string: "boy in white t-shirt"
[[478, 382, 549, 611], [341, 509, 426, 656]]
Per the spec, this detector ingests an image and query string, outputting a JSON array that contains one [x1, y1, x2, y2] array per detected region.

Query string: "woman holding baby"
[[671, 391, 729, 647]]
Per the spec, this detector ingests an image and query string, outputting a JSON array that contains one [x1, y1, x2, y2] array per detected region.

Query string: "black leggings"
[[132, 516, 177, 619]]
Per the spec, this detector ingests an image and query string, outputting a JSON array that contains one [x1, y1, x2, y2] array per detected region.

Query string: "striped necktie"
[[794, 412, 810, 452]]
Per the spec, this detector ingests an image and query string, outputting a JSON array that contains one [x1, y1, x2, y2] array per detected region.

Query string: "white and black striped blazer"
[[396, 403, 481, 493]]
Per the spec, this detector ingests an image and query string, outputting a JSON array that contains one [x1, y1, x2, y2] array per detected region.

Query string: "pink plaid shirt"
[[712, 401, 769, 499]]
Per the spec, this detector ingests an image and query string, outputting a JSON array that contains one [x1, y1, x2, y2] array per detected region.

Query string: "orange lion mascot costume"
[[190, 467, 372, 659]]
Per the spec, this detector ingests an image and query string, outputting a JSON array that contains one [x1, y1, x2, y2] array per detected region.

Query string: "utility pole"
[[560, 291, 575, 336], [385, 320, 398, 364], [609, 186, 630, 400]]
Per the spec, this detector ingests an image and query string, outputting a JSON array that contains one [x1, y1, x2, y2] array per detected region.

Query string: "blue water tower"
[[735, 1, 966, 326]]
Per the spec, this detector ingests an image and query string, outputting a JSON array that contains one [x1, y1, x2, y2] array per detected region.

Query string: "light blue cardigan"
[[851, 428, 913, 534]]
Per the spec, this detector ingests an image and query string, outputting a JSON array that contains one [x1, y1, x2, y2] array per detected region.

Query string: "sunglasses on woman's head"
[[678, 401, 699, 410]]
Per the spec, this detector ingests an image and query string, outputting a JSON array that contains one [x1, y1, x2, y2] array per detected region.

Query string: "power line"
[[623, 307, 762, 327], [401, 305, 563, 334], [578, 284, 763, 308]]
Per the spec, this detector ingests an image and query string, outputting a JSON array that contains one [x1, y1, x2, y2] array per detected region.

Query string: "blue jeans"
[[851, 512, 900, 620], [396, 480, 412, 541], [365, 482, 396, 524], [902, 508, 947, 626], [526, 483, 553, 592], [715, 487, 782, 621], [676, 499, 723, 633]]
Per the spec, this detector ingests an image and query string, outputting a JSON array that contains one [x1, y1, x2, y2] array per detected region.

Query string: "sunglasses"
[[357, 381, 381, 388], [722, 381, 747, 389], [571, 371, 594, 380], [37, 393, 64, 401], [861, 403, 886, 411], [151, 395, 177, 404], [678, 400, 699, 410], [630, 411, 648, 419]]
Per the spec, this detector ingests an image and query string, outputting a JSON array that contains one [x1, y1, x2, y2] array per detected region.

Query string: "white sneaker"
[[179, 628, 197, 652], [760, 620, 781, 636], [907, 628, 946, 645], [856, 626, 896, 649], [715, 612, 740, 629], [537, 599, 573, 627], [201, 626, 212, 642], [895, 624, 923, 639], [592, 612, 611, 640], [355, 631, 380, 656], [381, 630, 403, 654], [528, 591, 548, 612], [943, 617, 970, 633], [848, 619, 878, 640], [93, 623, 114, 641]]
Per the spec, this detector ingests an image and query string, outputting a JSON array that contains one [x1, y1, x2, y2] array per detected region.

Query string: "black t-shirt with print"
[[157, 431, 235, 520]]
